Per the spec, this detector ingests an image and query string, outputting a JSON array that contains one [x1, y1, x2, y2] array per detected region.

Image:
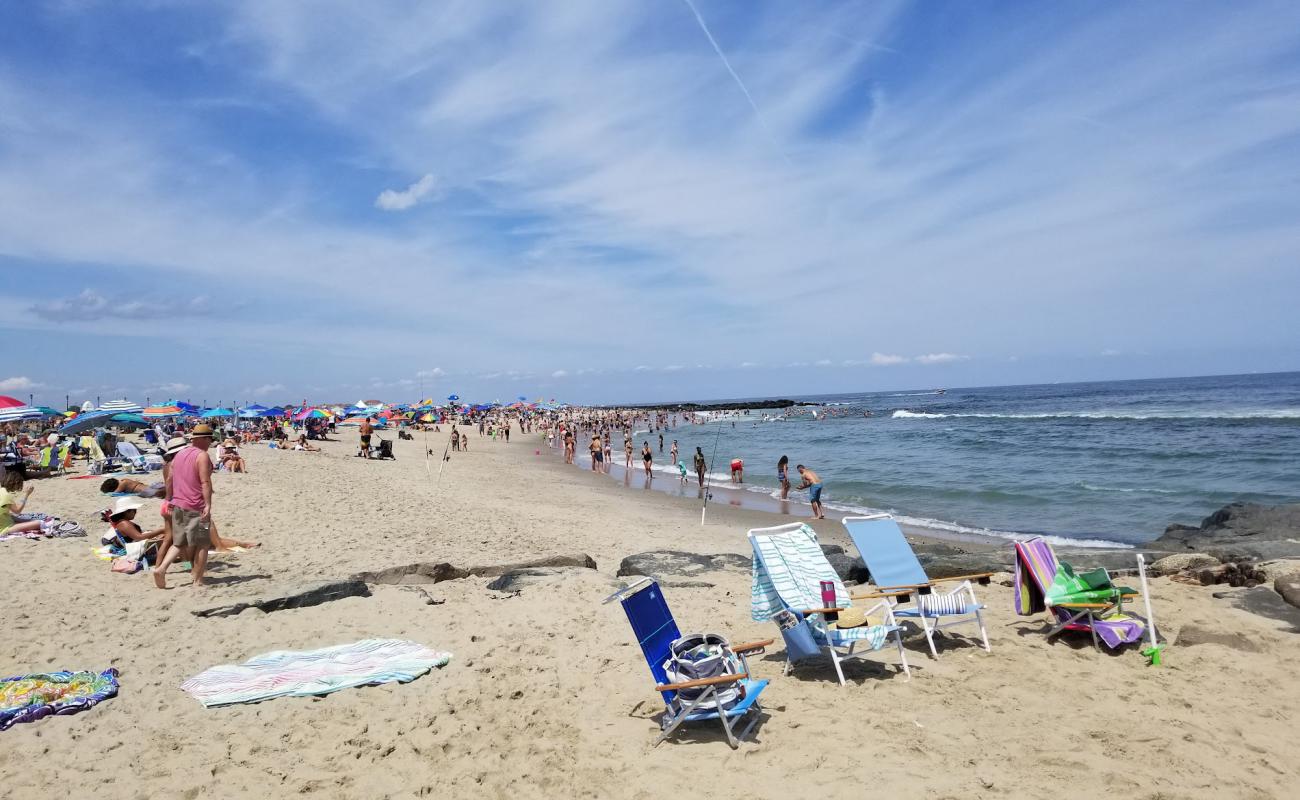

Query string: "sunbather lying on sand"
[[100, 476, 166, 498]]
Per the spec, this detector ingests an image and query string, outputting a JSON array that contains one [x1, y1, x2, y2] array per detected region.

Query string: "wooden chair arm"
[[933, 572, 995, 584], [851, 589, 911, 600], [654, 672, 748, 693], [732, 639, 774, 654], [799, 607, 845, 615], [1053, 599, 1136, 609]]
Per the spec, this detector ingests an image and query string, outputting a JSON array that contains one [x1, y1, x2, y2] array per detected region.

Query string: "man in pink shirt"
[[152, 423, 215, 588]]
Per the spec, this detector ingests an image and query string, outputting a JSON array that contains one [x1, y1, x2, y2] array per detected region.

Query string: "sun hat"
[[222, 438, 237, 448], [189, 423, 215, 438], [833, 606, 871, 630], [110, 496, 145, 517], [164, 436, 188, 456]]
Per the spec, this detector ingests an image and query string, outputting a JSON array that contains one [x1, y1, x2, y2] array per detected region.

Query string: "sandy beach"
[[2, 429, 1297, 799]]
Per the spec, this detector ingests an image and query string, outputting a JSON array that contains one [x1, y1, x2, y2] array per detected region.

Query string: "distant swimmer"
[[863, 410, 873, 418]]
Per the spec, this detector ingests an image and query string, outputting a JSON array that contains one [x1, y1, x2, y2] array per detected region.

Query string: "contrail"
[[681, 0, 786, 158]]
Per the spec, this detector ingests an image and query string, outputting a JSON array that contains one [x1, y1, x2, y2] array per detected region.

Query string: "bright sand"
[[1, 431, 1297, 799]]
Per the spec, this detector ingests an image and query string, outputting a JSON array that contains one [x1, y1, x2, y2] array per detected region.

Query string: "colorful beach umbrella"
[[0, 395, 28, 409], [0, 405, 42, 423], [200, 408, 235, 418], [142, 405, 183, 418]]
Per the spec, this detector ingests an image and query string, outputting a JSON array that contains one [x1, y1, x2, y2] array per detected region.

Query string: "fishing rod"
[[700, 413, 725, 526]]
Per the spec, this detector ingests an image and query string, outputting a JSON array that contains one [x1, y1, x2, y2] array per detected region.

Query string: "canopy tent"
[[200, 408, 235, 418]]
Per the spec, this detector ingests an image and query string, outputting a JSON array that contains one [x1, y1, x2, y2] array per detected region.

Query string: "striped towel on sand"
[[751, 524, 896, 651], [181, 639, 452, 708]]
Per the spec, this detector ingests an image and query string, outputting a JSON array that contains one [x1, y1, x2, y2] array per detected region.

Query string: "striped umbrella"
[[142, 405, 183, 418], [100, 399, 143, 413], [0, 405, 43, 423]]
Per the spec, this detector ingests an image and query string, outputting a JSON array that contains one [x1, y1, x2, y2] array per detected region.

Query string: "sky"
[[1, 1, 1298, 408]]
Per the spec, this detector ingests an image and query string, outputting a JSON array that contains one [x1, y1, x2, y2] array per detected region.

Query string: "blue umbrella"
[[447, 394, 459, 402], [261, 408, 286, 418], [110, 413, 149, 427], [201, 408, 235, 418], [238, 404, 269, 418]]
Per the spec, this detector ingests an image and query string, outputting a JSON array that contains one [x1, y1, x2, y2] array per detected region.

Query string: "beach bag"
[[772, 609, 822, 662], [661, 633, 744, 713]]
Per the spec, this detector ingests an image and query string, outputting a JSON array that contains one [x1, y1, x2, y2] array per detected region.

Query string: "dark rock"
[[193, 579, 371, 618], [1211, 586, 1300, 633], [616, 551, 750, 587], [820, 544, 846, 557], [352, 562, 468, 585], [485, 566, 598, 592], [825, 552, 870, 584], [1149, 553, 1220, 576], [468, 553, 597, 577], [1152, 503, 1300, 560], [1174, 624, 1263, 652], [1277, 576, 1300, 610], [917, 555, 1008, 580]]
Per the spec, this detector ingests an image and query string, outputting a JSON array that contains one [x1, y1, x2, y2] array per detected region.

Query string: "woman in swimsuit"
[[590, 435, 604, 472], [641, 441, 653, 477], [777, 455, 790, 500]]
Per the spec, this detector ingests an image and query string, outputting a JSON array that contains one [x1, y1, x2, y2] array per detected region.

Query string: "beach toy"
[[1136, 554, 1163, 666]]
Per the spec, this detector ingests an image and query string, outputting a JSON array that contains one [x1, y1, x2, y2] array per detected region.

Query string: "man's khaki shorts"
[[171, 506, 211, 549]]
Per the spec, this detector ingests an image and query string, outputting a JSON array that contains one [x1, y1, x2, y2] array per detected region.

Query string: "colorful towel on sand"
[[180, 639, 452, 708], [0, 522, 85, 542], [0, 669, 119, 731]]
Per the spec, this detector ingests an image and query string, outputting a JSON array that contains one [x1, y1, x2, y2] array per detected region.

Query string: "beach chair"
[[606, 578, 771, 748], [842, 514, 992, 658], [1013, 537, 1146, 650], [749, 522, 910, 685], [116, 442, 162, 473]]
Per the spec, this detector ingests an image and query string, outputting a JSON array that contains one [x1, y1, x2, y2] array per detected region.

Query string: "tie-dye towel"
[[0, 669, 120, 730], [181, 639, 452, 708]]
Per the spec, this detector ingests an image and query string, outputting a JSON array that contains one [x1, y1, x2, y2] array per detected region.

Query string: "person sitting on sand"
[[219, 438, 248, 472], [101, 496, 163, 544], [0, 471, 46, 537], [293, 434, 320, 452], [100, 476, 165, 498]]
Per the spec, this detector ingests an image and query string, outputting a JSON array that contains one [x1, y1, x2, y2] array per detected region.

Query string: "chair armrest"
[[732, 639, 773, 654], [851, 589, 912, 601], [654, 672, 749, 693], [798, 607, 845, 615], [931, 572, 995, 585], [1053, 600, 1134, 609]]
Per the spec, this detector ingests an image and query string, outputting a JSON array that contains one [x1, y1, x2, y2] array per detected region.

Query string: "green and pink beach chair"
[[842, 514, 993, 658], [1014, 537, 1147, 650]]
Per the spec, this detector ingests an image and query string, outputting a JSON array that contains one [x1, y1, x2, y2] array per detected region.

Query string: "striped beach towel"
[[751, 524, 895, 651], [180, 639, 452, 708]]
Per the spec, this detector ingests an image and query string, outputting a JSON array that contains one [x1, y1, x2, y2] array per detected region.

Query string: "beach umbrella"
[[238, 404, 270, 418], [0, 395, 26, 409], [447, 394, 459, 402], [261, 407, 286, 418], [294, 408, 329, 420], [110, 413, 149, 427], [0, 405, 43, 423], [100, 399, 143, 414], [200, 407, 235, 418], [34, 406, 62, 417], [142, 405, 183, 418], [58, 410, 117, 435]]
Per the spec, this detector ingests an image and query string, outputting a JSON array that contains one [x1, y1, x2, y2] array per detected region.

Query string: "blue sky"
[[1, 1, 1298, 407]]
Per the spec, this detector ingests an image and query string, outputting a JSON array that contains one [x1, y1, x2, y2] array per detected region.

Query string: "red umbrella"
[[0, 395, 26, 409]]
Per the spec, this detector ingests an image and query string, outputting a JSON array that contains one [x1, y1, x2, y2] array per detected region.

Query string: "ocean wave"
[[891, 409, 1300, 421], [1079, 483, 1179, 495]]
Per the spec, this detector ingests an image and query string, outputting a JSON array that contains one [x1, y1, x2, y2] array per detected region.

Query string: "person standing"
[[624, 436, 634, 469], [153, 424, 215, 588], [777, 455, 791, 500], [359, 416, 374, 459], [669, 439, 678, 465], [693, 446, 707, 488], [590, 432, 604, 472], [795, 464, 825, 520], [642, 441, 653, 477], [658, 433, 664, 454]]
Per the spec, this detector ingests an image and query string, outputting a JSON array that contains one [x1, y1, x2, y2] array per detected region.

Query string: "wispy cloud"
[[915, 353, 968, 365], [149, 382, 191, 395], [551, 369, 568, 378], [0, 376, 41, 392], [248, 383, 286, 396], [374, 173, 438, 211], [869, 353, 908, 366]]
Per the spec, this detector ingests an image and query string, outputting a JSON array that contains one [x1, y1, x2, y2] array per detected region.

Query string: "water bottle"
[[821, 579, 838, 623]]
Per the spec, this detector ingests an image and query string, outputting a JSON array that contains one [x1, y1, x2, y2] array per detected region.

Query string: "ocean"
[[582, 372, 1300, 548]]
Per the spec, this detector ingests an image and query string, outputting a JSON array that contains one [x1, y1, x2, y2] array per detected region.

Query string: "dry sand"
[[2, 429, 1297, 799]]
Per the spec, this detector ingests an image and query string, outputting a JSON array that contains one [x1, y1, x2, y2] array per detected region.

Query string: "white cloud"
[[869, 353, 909, 366], [633, 365, 652, 371], [150, 382, 191, 395], [739, 362, 760, 368], [915, 353, 969, 365], [814, 359, 833, 367], [416, 367, 446, 378], [374, 174, 438, 211], [551, 369, 568, 378], [662, 365, 684, 371], [1100, 348, 1122, 357], [248, 383, 286, 396], [0, 376, 41, 392]]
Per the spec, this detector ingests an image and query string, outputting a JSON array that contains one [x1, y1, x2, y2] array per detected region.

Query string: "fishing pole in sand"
[[700, 413, 725, 526]]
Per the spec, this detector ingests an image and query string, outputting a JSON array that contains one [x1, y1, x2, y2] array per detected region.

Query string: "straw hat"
[[164, 436, 188, 456], [110, 496, 145, 517], [189, 423, 215, 439], [833, 606, 871, 630]]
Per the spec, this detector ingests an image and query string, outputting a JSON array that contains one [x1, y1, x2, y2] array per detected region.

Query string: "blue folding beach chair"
[[605, 578, 772, 749], [842, 514, 992, 658]]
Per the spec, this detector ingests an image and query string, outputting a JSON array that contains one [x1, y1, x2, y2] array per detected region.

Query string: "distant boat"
[[936, 389, 946, 395]]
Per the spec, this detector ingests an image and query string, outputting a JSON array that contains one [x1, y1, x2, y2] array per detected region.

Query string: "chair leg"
[[717, 709, 739, 750], [654, 689, 713, 746], [828, 647, 847, 686], [975, 608, 992, 652], [894, 630, 912, 680], [921, 615, 939, 659]]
